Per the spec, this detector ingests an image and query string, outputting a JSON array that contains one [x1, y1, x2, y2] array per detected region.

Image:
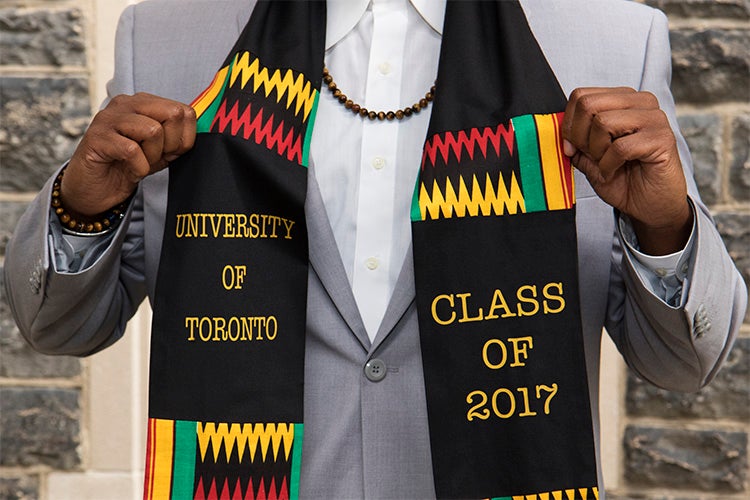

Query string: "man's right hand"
[[62, 93, 197, 217]]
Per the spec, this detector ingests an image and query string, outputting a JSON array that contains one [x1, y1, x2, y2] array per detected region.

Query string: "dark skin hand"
[[62, 93, 197, 219], [63, 88, 692, 256], [561, 87, 693, 256]]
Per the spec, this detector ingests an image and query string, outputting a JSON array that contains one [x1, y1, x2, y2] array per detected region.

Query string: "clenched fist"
[[562, 87, 692, 255], [61, 93, 197, 218]]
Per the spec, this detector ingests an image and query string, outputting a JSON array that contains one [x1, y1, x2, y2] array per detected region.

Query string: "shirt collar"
[[326, 0, 445, 50]]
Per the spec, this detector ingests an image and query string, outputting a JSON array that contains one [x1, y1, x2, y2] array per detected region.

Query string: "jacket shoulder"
[[521, 0, 669, 94], [120, 0, 255, 102]]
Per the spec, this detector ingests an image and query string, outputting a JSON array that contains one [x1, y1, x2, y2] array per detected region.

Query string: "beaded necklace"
[[323, 67, 436, 121]]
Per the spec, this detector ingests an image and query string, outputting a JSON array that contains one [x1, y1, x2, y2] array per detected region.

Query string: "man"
[[5, 0, 746, 498]]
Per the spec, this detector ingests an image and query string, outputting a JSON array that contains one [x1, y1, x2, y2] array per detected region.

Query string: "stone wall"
[[0, 0, 748, 499], [613, 1, 750, 498], [1, 1, 89, 498]]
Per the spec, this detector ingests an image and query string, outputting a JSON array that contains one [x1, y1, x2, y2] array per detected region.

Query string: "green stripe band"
[[512, 114, 547, 212], [171, 420, 197, 500], [301, 91, 320, 168], [410, 173, 423, 222], [290, 423, 304, 500]]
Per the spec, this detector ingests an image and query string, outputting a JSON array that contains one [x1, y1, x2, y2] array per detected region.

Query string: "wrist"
[[52, 168, 130, 236], [630, 201, 693, 256]]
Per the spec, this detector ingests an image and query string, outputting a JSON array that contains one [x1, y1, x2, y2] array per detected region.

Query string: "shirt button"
[[372, 156, 386, 170], [655, 268, 668, 278], [378, 61, 391, 75], [364, 358, 387, 382], [365, 257, 379, 270]]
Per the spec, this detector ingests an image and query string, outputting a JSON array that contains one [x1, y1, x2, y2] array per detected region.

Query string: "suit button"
[[364, 358, 387, 382]]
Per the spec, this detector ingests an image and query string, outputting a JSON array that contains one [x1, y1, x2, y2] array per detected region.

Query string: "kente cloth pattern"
[[411, 2, 597, 497], [146, 1, 599, 498]]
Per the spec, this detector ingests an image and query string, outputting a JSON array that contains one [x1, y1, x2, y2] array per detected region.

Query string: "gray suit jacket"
[[5, 0, 747, 498]]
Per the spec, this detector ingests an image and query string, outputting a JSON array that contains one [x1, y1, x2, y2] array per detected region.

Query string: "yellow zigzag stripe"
[[192, 66, 229, 119], [230, 52, 317, 121], [197, 422, 295, 464], [419, 172, 525, 220], [510, 487, 598, 500]]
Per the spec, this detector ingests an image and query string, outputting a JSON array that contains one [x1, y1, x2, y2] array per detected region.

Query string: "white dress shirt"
[[55, 0, 693, 343], [311, 0, 443, 338], [311, 0, 692, 339]]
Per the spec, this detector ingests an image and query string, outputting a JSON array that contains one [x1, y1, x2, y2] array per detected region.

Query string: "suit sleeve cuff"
[[617, 199, 697, 307]]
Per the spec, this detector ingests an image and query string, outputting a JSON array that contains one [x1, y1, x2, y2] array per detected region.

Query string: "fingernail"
[[563, 139, 576, 157]]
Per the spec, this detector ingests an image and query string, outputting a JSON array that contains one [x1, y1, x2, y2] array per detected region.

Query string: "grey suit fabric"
[[4, 0, 747, 498]]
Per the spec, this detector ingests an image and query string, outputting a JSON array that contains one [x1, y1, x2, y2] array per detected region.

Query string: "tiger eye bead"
[[323, 67, 435, 121]]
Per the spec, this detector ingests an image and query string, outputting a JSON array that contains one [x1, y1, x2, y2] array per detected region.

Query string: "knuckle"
[[640, 91, 659, 107], [576, 94, 597, 115], [569, 88, 586, 102], [591, 113, 609, 130], [143, 123, 163, 140], [166, 104, 186, 121], [108, 94, 135, 110], [121, 140, 140, 158], [610, 138, 630, 158]]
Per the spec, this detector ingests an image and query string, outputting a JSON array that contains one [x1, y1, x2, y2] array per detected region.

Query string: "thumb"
[[570, 152, 604, 186]]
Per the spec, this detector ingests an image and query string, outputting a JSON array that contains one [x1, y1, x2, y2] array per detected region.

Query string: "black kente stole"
[[146, 1, 599, 499]]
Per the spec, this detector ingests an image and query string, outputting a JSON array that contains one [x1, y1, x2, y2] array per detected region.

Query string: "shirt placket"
[[351, 0, 408, 340]]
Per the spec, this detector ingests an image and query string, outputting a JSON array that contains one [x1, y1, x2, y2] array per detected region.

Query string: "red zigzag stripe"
[[211, 99, 303, 164], [193, 476, 289, 500], [421, 123, 515, 168]]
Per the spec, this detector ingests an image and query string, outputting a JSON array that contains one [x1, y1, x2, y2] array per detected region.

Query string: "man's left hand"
[[562, 87, 692, 255]]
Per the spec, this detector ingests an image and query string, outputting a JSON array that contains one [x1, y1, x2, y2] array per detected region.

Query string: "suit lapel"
[[370, 246, 416, 352], [306, 162, 371, 351]]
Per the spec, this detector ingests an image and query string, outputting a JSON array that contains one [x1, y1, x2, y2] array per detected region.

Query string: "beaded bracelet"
[[51, 168, 129, 237]]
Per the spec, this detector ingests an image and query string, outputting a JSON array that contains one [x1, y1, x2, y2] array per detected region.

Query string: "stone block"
[[0, 475, 39, 500], [0, 7, 85, 67], [604, 494, 668, 500], [626, 338, 749, 420], [729, 114, 750, 201], [645, 0, 750, 19], [0, 476, 39, 500], [714, 212, 750, 321], [1, 267, 82, 378], [0, 387, 81, 469], [670, 29, 750, 104], [0, 77, 89, 192], [624, 426, 747, 492], [677, 114, 722, 205]]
